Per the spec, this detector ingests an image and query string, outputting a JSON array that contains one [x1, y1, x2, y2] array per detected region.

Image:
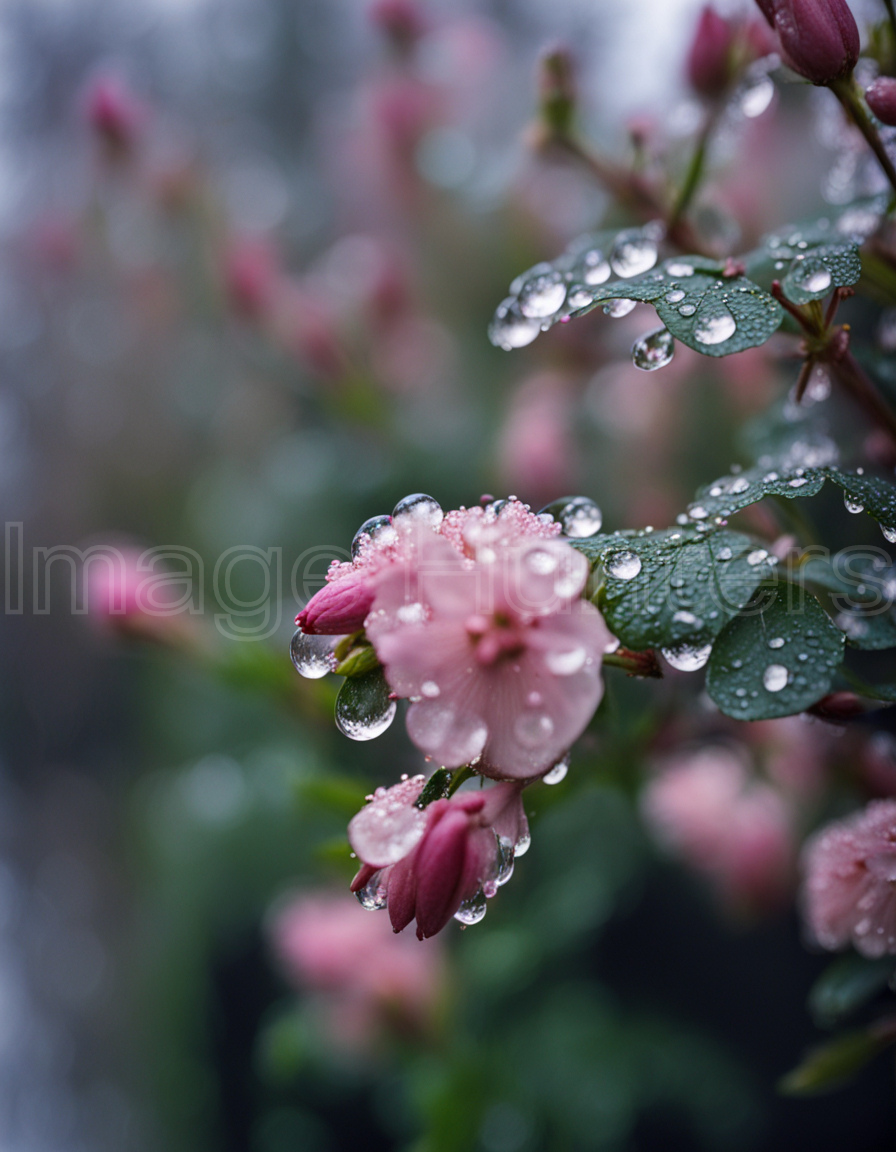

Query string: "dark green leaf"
[[809, 955, 896, 1029], [688, 464, 825, 521], [744, 215, 863, 304], [800, 551, 896, 650], [779, 1024, 896, 1096], [706, 584, 845, 720], [578, 527, 768, 651]]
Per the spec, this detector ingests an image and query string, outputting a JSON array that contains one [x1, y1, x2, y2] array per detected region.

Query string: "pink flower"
[[82, 75, 146, 155], [365, 524, 609, 777], [756, 0, 859, 85], [223, 237, 281, 320], [349, 775, 529, 938], [802, 800, 896, 958], [642, 746, 794, 913], [270, 889, 443, 1048]]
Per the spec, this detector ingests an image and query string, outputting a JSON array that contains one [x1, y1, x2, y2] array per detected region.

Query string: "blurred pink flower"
[[223, 237, 281, 320], [366, 526, 609, 777], [497, 372, 578, 507], [349, 776, 528, 938], [802, 800, 896, 957], [87, 548, 145, 620], [642, 746, 794, 913], [82, 75, 146, 155], [271, 889, 443, 1047], [687, 6, 736, 99]]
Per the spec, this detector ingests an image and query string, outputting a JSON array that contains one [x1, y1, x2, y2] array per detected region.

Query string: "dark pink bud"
[[412, 804, 482, 939], [687, 7, 736, 98], [296, 574, 375, 635], [758, 0, 859, 85], [83, 76, 145, 155], [866, 77, 896, 126], [369, 0, 428, 53]]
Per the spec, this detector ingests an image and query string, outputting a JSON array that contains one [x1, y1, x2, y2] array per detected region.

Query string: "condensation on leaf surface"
[[706, 584, 844, 720], [573, 527, 766, 653], [743, 213, 862, 306]]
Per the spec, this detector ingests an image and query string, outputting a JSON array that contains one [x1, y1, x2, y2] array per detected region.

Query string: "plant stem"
[[669, 107, 719, 233], [883, 0, 896, 50], [830, 77, 896, 200], [834, 350, 896, 444]]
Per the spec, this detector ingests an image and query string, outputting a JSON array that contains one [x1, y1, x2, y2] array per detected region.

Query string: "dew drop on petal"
[[514, 711, 555, 749], [352, 514, 397, 559], [605, 549, 642, 580], [392, 493, 443, 527], [661, 641, 712, 671], [763, 663, 789, 692], [356, 870, 388, 911], [545, 646, 587, 675], [454, 888, 488, 926], [543, 755, 570, 785], [632, 326, 674, 371], [290, 628, 338, 678]]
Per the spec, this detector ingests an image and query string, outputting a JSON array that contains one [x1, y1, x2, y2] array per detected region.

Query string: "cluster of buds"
[[293, 493, 615, 936]]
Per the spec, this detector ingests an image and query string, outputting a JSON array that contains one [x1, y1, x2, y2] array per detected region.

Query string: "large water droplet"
[[605, 549, 642, 580], [454, 888, 488, 926], [488, 297, 542, 349], [661, 641, 712, 671], [694, 307, 736, 346], [540, 495, 602, 538], [581, 249, 611, 285], [514, 827, 531, 856], [290, 628, 338, 678], [747, 549, 768, 566], [768, 637, 785, 649], [738, 73, 774, 118], [519, 269, 567, 318], [352, 514, 396, 559], [335, 669, 397, 741], [610, 231, 657, 278], [543, 754, 569, 785], [666, 261, 694, 277], [844, 494, 865, 514], [763, 663, 789, 692], [882, 524, 896, 543], [603, 297, 637, 318], [356, 869, 388, 911], [392, 493, 443, 527], [514, 710, 555, 749], [567, 286, 594, 310], [632, 326, 674, 371]]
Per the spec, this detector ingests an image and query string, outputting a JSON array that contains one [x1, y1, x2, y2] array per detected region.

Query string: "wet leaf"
[[576, 527, 766, 651], [706, 584, 845, 720], [744, 214, 863, 304], [809, 955, 896, 1029], [800, 552, 896, 650], [780, 1022, 896, 1095], [688, 465, 826, 520]]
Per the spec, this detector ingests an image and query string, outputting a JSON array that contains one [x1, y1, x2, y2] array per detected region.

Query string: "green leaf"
[[809, 955, 896, 1029], [582, 259, 784, 357], [578, 527, 769, 651], [706, 584, 845, 719], [800, 551, 896, 650], [688, 464, 826, 521], [780, 1024, 895, 1096], [826, 470, 896, 530], [744, 216, 862, 304]]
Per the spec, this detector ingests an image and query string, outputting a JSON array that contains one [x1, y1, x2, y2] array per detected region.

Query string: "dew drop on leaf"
[[604, 297, 637, 318], [844, 494, 865, 514], [694, 308, 737, 346], [631, 326, 674, 371], [610, 232, 657, 278], [661, 642, 712, 671], [540, 495, 602, 537], [519, 270, 567, 318], [488, 297, 542, 349], [605, 549, 642, 580], [762, 663, 789, 692]]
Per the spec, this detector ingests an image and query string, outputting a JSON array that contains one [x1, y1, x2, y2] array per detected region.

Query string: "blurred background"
[[0, 0, 895, 1149]]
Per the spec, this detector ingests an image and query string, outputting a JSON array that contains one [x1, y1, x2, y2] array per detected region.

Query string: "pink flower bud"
[[866, 77, 896, 126], [687, 7, 736, 99], [223, 238, 280, 320], [82, 76, 146, 155], [296, 572, 375, 635], [757, 0, 859, 85], [369, 0, 428, 53]]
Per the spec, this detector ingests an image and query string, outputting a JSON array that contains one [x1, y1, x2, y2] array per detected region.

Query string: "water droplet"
[[567, 286, 594, 310], [604, 297, 637, 318], [768, 637, 785, 649], [678, 303, 697, 317], [421, 680, 440, 698], [717, 546, 733, 561], [392, 493, 443, 527], [488, 297, 542, 349], [610, 231, 657, 278], [514, 710, 555, 748], [763, 663, 789, 692], [454, 888, 488, 926], [605, 549, 642, 580], [694, 307, 736, 346], [290, 628, 338, 678], [514, 827, 532, 856], [729, 476, 750, 494], [738, 73, 774, 118], [632, 326, 674, 371], [665, 261, 694, 277], [540, 495, 602, 537], [882, 525, 896, 543], [543, 754, 569, 785], [352, 514, 397, 559], [519, 269, 567, 318], [335, 671, 397, 741], [688, 504, 708, 520], [661, 641, 712, 671], [672, 609, 702, 627], [789, 258, 831, 296], [356, 870, 388, 911], [581, 249, 611, 285], [844, 494, 865, 514], [665, 289, 685, 304], [747, 549, 768, 566]]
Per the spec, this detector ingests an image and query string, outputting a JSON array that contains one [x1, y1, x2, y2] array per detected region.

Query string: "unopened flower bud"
[[687, 6, 737, 99], [537, 45, 577, 139], [756, 0, 859, 85], [806, 691, 866, 722], [83, 76, 145, 156], [296, 573, 375, 635], [369, 0, 428, 55], [866, 77, 896, 126]]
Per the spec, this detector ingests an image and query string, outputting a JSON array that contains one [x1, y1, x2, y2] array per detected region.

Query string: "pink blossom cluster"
[[270, 889, 443, 1049], [802, 800, 896, 958], [641, 745, 794, 914]]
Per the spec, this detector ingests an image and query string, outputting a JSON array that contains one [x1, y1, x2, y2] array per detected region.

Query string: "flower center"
[[465, 612, 528, 665]]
